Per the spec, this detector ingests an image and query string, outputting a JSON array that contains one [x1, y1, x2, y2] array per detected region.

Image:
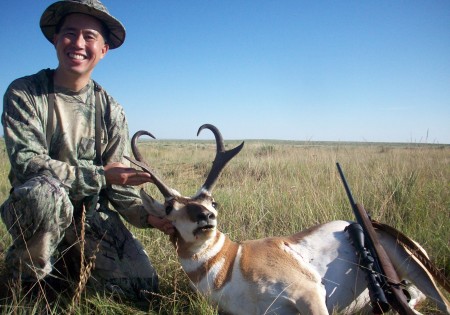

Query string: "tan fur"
[[184, 235, 239, 289], [240, 237, 318, 284]]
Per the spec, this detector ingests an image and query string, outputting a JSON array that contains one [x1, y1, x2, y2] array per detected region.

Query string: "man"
[[1, 0, 173, 303]]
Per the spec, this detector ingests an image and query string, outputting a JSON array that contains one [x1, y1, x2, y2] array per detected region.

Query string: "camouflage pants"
[[0, 174, 158, 301]]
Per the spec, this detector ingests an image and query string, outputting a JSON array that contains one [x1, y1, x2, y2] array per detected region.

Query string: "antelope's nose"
[[197, 211, 215, 222]]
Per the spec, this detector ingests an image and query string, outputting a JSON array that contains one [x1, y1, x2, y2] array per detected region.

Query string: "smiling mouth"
[[68, 52, 86, 60]]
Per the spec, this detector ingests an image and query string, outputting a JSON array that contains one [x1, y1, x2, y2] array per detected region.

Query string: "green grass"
[[0, 139, 449, 314]]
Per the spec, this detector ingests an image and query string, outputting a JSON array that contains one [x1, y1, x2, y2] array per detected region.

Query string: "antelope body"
[[127, 124, 450, 315]]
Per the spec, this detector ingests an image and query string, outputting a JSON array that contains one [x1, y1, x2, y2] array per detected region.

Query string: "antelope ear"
[[140, 188, 166, 217]]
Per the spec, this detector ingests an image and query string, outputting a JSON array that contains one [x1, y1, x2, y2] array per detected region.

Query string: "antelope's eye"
[[165, 205, 173, 215]]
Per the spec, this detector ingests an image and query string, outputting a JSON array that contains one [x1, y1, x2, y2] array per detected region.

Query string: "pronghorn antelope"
[[126, 124, 450, 315]]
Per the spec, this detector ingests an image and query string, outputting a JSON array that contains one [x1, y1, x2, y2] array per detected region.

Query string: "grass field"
[[0, 139, 448, 314]]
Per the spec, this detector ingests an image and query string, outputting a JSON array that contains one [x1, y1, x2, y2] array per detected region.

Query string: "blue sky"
[[1, 1, 449, 143]]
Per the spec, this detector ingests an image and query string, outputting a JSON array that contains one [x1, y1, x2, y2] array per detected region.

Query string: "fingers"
[[129, 169, 151, 182], [161, 223, 175, 235], [132, 169, 151, 178], [148, 215, 175, 235], [105, 163, 153, 185]]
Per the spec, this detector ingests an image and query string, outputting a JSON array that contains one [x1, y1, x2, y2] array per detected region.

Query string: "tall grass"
[[0, 139, 448, 314]]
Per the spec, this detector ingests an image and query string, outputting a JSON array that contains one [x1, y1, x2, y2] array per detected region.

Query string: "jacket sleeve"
[[100, 92, 152, 228], [2, 76, 106, 198]]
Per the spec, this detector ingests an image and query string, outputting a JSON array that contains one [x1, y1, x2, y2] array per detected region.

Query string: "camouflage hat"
[[40, 0, 126, 49]]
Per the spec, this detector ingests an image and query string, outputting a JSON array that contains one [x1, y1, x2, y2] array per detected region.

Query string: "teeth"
[[69, 53, 85, 60]]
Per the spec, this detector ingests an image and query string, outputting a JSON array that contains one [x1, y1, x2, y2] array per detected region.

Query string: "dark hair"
[[54, 14, 110, 45]]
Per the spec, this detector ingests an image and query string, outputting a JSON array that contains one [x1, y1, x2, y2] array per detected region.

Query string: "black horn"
[[125, 130, 175, 199], [197, 124, 244, 194], [131, 130, 155, 161]]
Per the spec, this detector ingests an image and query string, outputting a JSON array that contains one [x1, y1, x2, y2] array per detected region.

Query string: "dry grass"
[[0, 139, 449, 314]]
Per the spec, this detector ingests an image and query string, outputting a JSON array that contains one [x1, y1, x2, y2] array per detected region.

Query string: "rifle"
[[336, 163, 416, 315]]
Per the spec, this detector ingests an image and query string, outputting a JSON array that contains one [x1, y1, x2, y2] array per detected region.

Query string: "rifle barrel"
[[336, 162, 356, 206]]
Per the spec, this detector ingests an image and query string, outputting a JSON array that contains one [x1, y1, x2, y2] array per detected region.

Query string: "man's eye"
[[84, 35, 97, 41]]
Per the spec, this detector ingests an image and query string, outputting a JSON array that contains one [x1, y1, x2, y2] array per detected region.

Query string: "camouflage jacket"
[[2, 69, 150, 228]]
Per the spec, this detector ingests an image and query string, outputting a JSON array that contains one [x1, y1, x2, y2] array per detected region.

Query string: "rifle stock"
[[336, 163, 416, 315], [355, 203, 416, 315]]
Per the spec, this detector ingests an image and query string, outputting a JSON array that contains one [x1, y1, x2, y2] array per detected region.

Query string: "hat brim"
[[40, 1, 125, 49]]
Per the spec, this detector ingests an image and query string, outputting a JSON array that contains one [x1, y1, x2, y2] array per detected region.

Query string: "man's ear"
[[100, 43, 109, 59], [53, 34, 59, 47]]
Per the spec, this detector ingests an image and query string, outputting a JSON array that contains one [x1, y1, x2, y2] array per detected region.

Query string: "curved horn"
[[125, 130, 175, 199], [131, 130, 155, 161], [197, 124, 244, 194]]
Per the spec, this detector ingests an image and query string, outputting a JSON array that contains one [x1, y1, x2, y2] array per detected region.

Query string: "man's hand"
[[104, 162, 152, 186], [148, 215, 175, 235], [104, 163, 174, 235]]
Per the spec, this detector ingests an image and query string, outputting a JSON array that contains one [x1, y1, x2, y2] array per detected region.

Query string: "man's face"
[[53, 13, 109, 79]]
